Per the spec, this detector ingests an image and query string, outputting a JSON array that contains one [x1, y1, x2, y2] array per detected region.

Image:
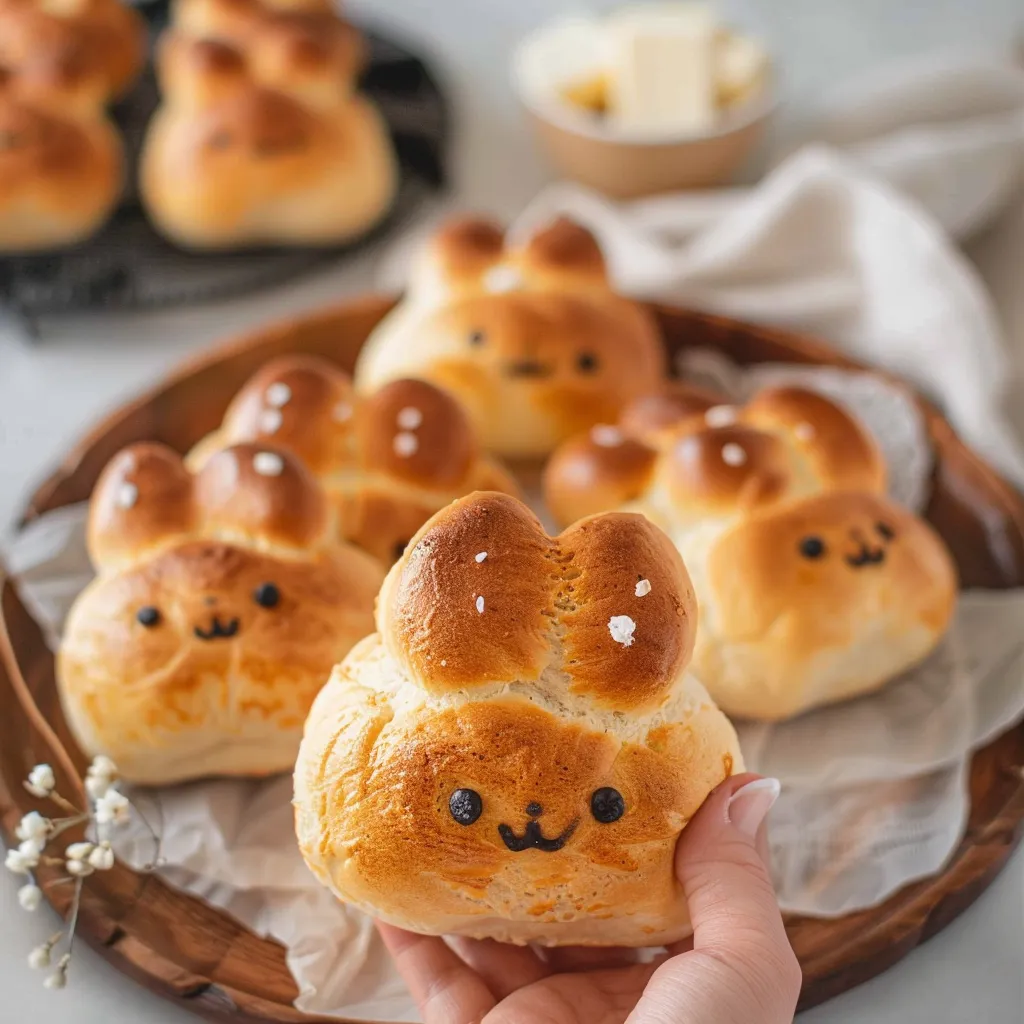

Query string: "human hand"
[[378, 773, 801, 1024]]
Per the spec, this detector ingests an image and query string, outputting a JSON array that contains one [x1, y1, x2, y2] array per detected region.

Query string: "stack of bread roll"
[[140, 0, 398, 248], [0, 0, 145, 250]]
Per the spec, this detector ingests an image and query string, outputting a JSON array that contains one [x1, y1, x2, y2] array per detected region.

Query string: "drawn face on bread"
[[355, 218, 666, 458], [544, 385, 956, 720], [187, 354, 519, 563], [692, 490, 957, 720], [58, 443, 384, 784], [295, 493, 742, 946]]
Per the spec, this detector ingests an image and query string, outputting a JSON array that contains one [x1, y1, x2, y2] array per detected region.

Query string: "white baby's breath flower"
[[66, 859, 94, 878], [25, 764, 55, 799], [94, 789, 130, 827], [44, 955, 70, 990], [87, 843, 114, 872], [85, 774, 111, 800], [87, 756, 118, 782], [28, 944, 52, 970], [5, 848, 33, 875], [16, 811, 51, 844], [18, 883, 42, 911], [19, 837, 44, 860], [64, 842, 93, 862]]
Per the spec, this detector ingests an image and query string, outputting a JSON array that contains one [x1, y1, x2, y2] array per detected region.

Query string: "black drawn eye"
[[875, 521, 895, 541], [799, 536, 826, 560], [469, 330, 485, 347], [590, 787, 624, 823], [253, 582, 280, 609], [449, 788, 482, 826], [576, 352, 599, 374], [136, 606, 161, 627]]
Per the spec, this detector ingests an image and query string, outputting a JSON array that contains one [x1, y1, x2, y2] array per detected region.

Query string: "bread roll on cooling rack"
[[140, 0, 397, 249], [295, 491, 742, 946], [58, 442, 384, 784], [355, 216, 666, 459], [187, 354, 520, 563], [0, 0, 145, 251], [543, 384, 956, 720]]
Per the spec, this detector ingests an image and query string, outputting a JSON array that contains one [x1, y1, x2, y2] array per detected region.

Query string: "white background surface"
[[2, 1, 1023, 1021]]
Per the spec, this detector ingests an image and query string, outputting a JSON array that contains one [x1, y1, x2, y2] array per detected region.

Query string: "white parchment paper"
[[4, 364, 1024, 1020]]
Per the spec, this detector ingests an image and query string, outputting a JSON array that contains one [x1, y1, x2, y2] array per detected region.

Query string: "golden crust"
[[379, 492, 697, 711], [59, 441, 385, 784], [140, 2, 395, 249], [295, 493, 741, 946], [355, 216, 666, 458], [188, 354, 520, 564], [544, 384, 887, 530]]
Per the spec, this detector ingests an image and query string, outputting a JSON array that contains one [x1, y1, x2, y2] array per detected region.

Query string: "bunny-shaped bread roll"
[[295, 492, 742, 946], [187, 355, 520, 563], [58, 443, 384, 784], [355, 217, 666, 458], [140, 0, 396, 249], [0, 0, 144, 251], [544, 385, 956, 720]]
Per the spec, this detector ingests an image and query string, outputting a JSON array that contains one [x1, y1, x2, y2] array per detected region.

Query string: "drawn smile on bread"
[[498, 815, 579, 853], [193, 614, 240, 641], [504, 359, 554, 379]]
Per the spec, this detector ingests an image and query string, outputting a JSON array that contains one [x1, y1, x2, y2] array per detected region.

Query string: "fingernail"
[[726, 777, 780, 838]]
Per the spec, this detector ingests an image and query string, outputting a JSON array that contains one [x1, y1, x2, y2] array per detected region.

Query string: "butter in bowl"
[[513, 3, 774, 197]]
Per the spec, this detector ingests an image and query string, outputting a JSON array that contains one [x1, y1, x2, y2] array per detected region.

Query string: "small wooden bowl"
[[2, 297, 1024, 1022]]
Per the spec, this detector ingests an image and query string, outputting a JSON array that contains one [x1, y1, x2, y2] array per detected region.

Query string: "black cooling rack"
[[0, 0, 450, 337]]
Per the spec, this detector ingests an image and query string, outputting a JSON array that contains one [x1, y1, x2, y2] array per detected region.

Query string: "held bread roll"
[[294, 492, 742, 946], [58, 442, 385, 785], [187, 354, 520, 562], [0, 0, 144, 251], [544, 385, 957, 720], [355, 217, 666, 458], [139, 0, 397, 249]]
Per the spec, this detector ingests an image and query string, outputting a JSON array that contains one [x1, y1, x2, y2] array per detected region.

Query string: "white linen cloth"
[[4, 49, 1024, 1023]]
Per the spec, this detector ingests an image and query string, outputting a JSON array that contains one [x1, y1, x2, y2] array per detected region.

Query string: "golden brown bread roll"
[[544, 385, 956, 720], [58, 442, 385, 784], [294, 491, 742, 946], [187, 355, 520, 563], [0, 0, 144, 251], [139, 0, 397, 249], [355, 216, 667, 458]]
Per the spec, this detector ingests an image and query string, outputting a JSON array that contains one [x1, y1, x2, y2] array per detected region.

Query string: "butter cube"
[[607, 7, 717, 132]]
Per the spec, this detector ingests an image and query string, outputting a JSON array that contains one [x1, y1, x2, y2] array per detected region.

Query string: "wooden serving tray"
[[2, 297, 1023, 1021]]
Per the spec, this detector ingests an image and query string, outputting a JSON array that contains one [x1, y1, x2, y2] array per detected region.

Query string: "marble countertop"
[[2, 1, 1023, 1021]]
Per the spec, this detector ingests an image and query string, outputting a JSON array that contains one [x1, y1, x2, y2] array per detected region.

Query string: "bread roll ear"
[[357, 378, 479, 489], [543, 427, 658, 528], [87, 443, 197, 570], [156, 33, 250, 109], [379, 492, 696, 710], [194, 443, 331, 552], [414, 217, 507, 293], [520, 218, 607, 284]]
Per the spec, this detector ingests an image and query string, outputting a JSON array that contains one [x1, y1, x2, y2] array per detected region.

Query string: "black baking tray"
[[0, 0, 450, 336]]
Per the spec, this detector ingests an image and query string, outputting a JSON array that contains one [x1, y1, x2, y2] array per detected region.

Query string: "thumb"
[[627, 774, 801, 1024]]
